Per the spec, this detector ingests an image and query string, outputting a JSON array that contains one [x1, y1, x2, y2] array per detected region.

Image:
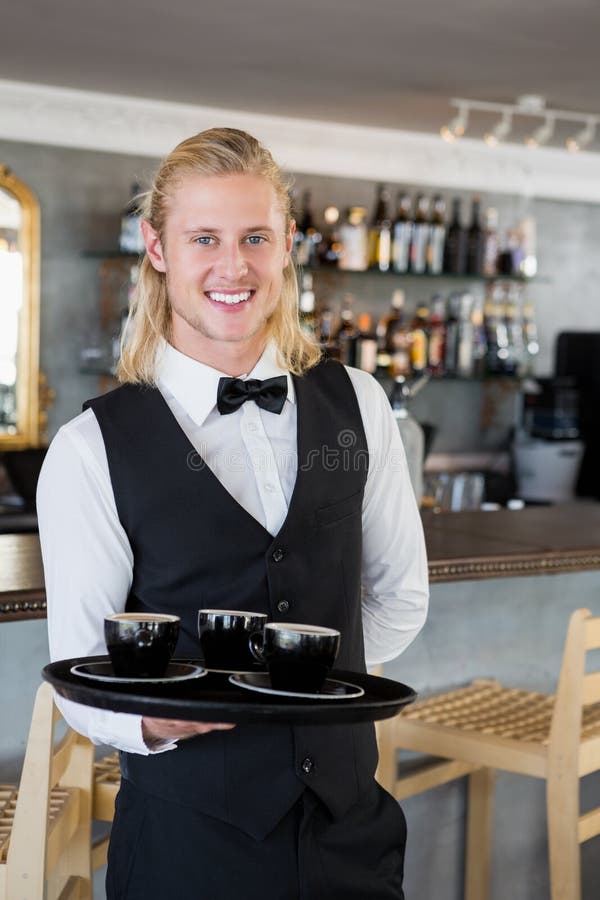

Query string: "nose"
[[213, 241, 249, 281]]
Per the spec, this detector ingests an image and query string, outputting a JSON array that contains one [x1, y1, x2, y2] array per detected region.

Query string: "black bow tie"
[[217, 375, 288, 415]]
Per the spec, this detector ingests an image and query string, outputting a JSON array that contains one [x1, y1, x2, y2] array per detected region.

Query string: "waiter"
[[37, 128, 428, 899]]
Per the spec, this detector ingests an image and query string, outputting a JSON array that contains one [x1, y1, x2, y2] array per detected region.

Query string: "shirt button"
[[272, 548, 285, 563], [265, 483, 276, 493], [301, 757, 314, 775], [277, 600, 290, 614], [247, 422, 258, 432]]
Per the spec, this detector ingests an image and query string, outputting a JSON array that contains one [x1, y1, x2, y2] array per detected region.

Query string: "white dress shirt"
[[37, 341, 428, 755]]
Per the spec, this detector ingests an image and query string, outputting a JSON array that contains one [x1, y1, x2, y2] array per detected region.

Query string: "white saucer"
[[70, 661, 206, 684], [204, 665, 267, 676], [229, 673, 364, 700]]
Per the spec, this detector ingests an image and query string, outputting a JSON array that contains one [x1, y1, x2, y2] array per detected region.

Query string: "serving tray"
[[43, 655, 416, 726]]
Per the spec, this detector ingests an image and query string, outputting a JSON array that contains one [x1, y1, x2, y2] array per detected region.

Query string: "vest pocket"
[[315, 490, 363, 527]]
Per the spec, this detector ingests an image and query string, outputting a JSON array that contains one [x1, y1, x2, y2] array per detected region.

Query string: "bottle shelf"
[[300, 265, 547, 284]]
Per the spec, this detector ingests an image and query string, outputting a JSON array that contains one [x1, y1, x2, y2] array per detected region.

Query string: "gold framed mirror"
[[0, 164, 41, 448]]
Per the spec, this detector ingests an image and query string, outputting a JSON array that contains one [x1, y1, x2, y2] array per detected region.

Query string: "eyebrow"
[[182, 225, 277, 235]]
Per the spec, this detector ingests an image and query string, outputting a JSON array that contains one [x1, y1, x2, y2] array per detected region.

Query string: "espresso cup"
[[197, 609, 268, 671], [250, 622, 341, 693], [104, 612, 180, 678]]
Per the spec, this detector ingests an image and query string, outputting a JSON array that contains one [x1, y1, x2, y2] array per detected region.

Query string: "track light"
[[526, 115, 555, 148], [440, 104, 469, 143], [566, 117, 596, 153], [441, 97, 600, 153], [484, 111, 512, 147]]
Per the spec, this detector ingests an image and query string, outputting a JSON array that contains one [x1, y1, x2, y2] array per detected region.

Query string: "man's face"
[[143, 173, 293, 358]]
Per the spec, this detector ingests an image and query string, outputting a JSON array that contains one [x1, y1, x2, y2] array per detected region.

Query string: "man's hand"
[[142, 716, 235, 747]]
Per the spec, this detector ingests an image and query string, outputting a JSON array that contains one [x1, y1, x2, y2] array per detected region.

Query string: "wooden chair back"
[[0, 682, 94, 900]]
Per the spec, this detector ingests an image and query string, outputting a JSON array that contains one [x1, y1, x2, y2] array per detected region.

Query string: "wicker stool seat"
[[402, 678, 600, 744]]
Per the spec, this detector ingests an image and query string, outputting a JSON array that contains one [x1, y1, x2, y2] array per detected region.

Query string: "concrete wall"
[[1, 137, 599, 451]]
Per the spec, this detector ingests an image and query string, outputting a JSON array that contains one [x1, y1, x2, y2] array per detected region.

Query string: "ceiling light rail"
[[441, 97, 599, 152]]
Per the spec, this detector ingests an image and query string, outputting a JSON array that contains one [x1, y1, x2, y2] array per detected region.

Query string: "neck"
[[169, 319, 267, 376]]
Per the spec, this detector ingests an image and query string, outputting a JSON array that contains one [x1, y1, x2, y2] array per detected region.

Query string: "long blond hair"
[[117, 128, 322, 383]]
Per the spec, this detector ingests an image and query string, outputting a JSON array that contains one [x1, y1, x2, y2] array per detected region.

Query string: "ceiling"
[[3, 0, 600, 147]]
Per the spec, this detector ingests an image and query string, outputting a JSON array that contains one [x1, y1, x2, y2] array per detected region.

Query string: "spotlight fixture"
[[440, 104, 469, 143], [566, 117, 596, 153], [484, 111, 513, 147], [441, 97, 600, 152], [526, 115, 555, 148]]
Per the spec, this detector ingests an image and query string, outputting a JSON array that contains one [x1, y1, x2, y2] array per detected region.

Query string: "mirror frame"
[[0, 164, 41, 448]]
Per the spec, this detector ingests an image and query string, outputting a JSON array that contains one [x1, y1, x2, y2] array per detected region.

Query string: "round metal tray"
[[43, 656, 416, 726]]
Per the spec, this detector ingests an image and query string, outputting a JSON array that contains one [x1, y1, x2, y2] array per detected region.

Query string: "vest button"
[[277, 600, 290, 614], [272, 548, 285, 563], [301, 757, 314, 775]]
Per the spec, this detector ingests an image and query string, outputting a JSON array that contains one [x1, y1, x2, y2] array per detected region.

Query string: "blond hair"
[[117, 128, 322, 383]]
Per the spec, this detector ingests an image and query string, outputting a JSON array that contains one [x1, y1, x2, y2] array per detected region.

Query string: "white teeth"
[[208, 291, 252, 305]]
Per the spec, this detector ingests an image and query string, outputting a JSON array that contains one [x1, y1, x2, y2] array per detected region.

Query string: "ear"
[[283, 220, 296, 268], [142, 219, 167, 273]]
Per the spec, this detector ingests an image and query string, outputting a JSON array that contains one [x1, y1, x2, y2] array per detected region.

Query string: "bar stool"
[[0, 682, 94, 899], [377, 608, 600, 900]]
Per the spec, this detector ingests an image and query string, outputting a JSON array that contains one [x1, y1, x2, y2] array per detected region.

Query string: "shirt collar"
[[155, 339, 295, 427]]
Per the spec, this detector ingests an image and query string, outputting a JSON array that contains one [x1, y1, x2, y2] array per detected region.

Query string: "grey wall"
[[1, 138, 599, 448]]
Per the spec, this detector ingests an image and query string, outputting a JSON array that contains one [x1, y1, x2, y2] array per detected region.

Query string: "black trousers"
[[106, 778, 407, 900]]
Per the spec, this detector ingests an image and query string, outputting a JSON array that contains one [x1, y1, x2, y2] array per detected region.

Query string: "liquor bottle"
[[426, 195, 446, 275], [456, 293, 475, 378], [484, 283, 508, 374], [522, 301, 540, 374], [318, 205, 340, 266], [443, 198, 467, 274], [444, 294, 460, 376], [388, 311, 413, 378], [470, 296, 488, 378], [380, 289, 406, 354], [335, 295, 359, 366], [410, 306, 429, 376], [294, 190, 320, 266], [503, 283, 524, 376], [338, 207, 369, 271], [410, 195, 431, 274], [318, 303, 338, 358], [518, 216, 537, 278], [354, 313, 378, 374], [391, 192, 413, 274], [427, 294, 447, 377], [482, 208, 499, 276], [119, 183, 145, 254], [466, 196, 485, 275], [375, 290, 403, 372], [390, 376, 425, 504], [299, 272, 317, 336], [368, 185, 392, 271]]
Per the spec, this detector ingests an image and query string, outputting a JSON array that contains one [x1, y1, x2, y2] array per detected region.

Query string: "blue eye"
[[246, 235, 265, 245], [194, 236, 213, 245]]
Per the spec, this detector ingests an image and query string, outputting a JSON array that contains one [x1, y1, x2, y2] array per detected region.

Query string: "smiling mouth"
[[206, 290, 255, 306]]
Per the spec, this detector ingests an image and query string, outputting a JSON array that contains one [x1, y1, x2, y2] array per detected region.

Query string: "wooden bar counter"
[[2, 502, 600, 622]]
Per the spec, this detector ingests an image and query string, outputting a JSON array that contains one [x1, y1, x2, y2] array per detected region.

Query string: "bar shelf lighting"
[[441, 96, 599, 152]]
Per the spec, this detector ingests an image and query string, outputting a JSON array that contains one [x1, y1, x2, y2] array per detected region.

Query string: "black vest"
[[85, 359, 377, 839]]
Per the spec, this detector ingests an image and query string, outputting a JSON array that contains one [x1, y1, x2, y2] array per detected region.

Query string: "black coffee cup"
[[104, 613, 180, 678], [197, 609, 268, 671], [250, 622, 341, 693]]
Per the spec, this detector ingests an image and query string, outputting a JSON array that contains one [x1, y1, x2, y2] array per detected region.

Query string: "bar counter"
[[2, 502, 600, 622]]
